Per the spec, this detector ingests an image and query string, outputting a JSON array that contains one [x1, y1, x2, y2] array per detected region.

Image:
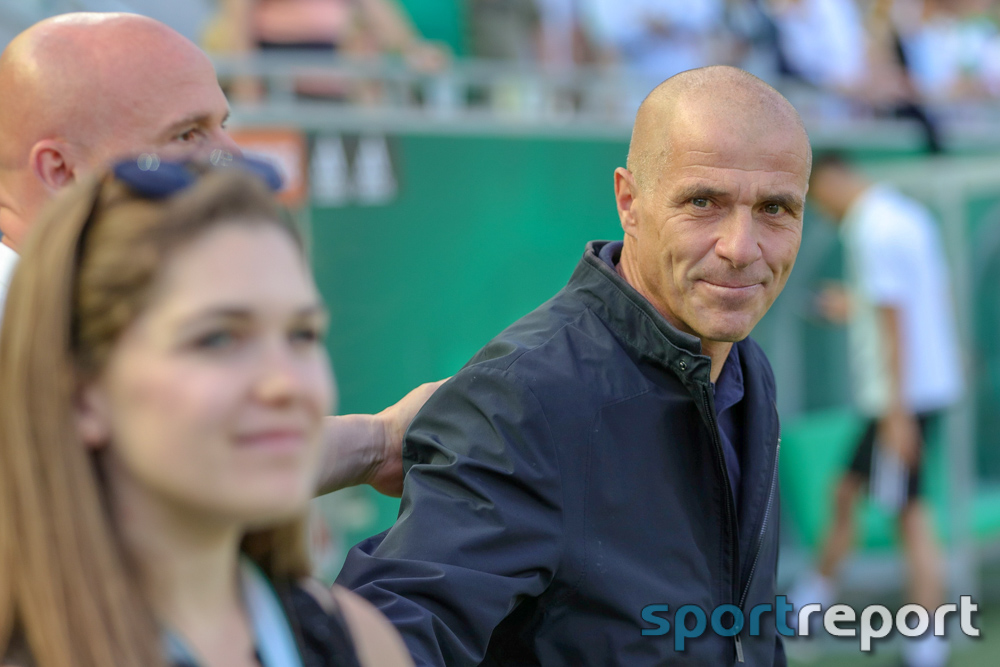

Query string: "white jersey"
[[840, 185, 963, 416], [0, 242, 19, 330]]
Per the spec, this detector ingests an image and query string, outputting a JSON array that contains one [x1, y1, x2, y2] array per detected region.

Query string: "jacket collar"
[[568, 241, 713, 387]]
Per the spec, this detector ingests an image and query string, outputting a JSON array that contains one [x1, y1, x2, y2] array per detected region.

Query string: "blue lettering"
[[711, 605, 744, 637], [775, 595, 795, 637], [674, 605, 707, 651], [641, 605, 671, 636], [749, 604, 773, 636]]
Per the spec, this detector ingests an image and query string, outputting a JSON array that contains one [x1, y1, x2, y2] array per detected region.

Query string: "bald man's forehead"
[[0, 12, 231, 167], [89, 46, 230, 160], [666, 110, 810, 176], [638, 67, 807, 146], [659, 89, 806, 154]]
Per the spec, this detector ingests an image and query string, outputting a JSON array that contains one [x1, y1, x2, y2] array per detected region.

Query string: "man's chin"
[[690, 312, 760, 345]]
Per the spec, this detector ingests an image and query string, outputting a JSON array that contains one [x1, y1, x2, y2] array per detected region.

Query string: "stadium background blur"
[[4, 0, 1000, 663]]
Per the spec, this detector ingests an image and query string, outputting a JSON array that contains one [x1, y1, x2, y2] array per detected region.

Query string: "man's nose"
[[715, 208, 763, 269], [193, 130, 244, 163], [216, 129, 244, 159]]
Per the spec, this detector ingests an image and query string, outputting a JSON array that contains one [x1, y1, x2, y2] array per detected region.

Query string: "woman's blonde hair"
[[0, 165, 313, 667]]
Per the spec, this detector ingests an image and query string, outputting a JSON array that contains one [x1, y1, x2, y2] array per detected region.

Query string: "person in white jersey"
[[789, 153, 963, 667], [0, 241, 14, 324]]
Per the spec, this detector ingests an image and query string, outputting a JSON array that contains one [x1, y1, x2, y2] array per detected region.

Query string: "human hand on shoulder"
[[369, 378, 448, 496], [315, 379, 447, 497]]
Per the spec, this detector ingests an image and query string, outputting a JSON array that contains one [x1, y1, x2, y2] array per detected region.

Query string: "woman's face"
[[79, 222, 334, 527]]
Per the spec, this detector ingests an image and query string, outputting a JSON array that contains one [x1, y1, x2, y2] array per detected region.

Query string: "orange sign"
[[228, 127, 308, 209]]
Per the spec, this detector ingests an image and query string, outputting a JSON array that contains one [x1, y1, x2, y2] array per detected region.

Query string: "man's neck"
[[615, 250, 732, 382], [701, 339, 734, 383]]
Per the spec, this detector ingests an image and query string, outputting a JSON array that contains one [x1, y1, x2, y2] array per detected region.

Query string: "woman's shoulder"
[[289, 579, 413, 667]]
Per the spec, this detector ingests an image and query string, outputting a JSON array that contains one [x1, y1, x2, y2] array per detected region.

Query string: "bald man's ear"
[[614, 167, 640, 238], [29, 140, 81, 193]]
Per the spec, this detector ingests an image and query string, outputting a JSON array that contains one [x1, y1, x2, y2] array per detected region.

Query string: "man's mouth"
[[700, 279, 763, 291]]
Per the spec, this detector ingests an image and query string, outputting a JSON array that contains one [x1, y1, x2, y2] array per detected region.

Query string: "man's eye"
[[176, 128, 203, 143], [763, 203, 783, 215], [691, 198, 710, 208]]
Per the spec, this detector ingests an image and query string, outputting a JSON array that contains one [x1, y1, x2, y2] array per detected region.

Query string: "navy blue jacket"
[[338, 241, 785, 666]]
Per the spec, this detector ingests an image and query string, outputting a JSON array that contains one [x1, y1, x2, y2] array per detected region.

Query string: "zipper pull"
[[735, 635, 745, 663]]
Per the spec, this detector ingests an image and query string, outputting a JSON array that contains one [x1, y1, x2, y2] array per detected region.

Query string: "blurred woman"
[[0, 160, 412, 667], [206, 0, 448, 101]]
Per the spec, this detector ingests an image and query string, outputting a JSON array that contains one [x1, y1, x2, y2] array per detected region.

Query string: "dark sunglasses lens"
[[112, 155, 283, 198], [113, 160, 196, 199], [237, 157, 284, 192]]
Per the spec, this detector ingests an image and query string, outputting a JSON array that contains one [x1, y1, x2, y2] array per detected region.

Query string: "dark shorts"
[[847, 411, 940, 501]]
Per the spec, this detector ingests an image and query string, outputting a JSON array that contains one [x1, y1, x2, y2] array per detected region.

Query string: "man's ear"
[[29, 139, 80, 193], [614, 167, 640, 239], [75, 382, 111, 450]]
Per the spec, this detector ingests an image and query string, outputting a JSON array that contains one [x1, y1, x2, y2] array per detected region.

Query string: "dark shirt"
[[598, 241, 744, 511], [168, 583, 363, 667]]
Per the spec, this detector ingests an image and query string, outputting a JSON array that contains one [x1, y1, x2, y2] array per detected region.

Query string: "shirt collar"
[[597, 239, 622, 269], [713, 341, 745, 414], [0, 242, 19, 290]]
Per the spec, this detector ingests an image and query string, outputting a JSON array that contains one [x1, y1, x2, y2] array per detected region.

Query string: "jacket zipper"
[[738, 440, 781, 610], [699, 386, 742, 664], [731, 438, 780, 664]]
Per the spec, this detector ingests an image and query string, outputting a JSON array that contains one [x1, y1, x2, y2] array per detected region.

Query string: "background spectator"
[[788, 154, 963, 667], [204, 0, 449, 100], [895, 0, 1000, 101], [579, 0, 729, 111]]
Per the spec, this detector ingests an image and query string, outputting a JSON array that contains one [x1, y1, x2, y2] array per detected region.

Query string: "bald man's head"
[[626, 66, 812, 191], [613, 66, 812, 348], [0, 12, 239, 249]]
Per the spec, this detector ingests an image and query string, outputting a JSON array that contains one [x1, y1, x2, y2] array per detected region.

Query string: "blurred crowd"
[[201, 0, 1000, 115], [467, 0, 1000, 105]]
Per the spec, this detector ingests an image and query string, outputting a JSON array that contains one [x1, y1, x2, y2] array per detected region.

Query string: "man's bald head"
[[613, 65, 812, 354], [626, 66, 812, 191], [0, 13, 238, 249]]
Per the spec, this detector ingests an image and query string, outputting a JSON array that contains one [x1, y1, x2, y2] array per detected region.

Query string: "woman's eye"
[[290, 327, 322, 345], [194, 330, 236, 350]]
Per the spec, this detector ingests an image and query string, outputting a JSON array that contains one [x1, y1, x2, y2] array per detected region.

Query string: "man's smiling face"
[[624, 104, 810, 343]]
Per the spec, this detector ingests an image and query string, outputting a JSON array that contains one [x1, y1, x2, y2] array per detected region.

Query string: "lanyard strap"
[[241, 556, 304, 667], [163, 557, 304, 667]]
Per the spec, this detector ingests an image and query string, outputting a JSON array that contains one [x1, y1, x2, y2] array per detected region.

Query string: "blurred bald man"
[[0, 12, 440, 497], [339, 66, 809, 665], [0, 13, 241, 255]]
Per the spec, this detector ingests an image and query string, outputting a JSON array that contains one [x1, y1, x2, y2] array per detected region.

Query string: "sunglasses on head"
[[71, 151, 285, 279], [111, 150, 284, 199]]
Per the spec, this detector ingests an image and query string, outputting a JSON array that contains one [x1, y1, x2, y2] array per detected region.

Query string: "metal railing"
[[215, 53, 1000, 151]]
